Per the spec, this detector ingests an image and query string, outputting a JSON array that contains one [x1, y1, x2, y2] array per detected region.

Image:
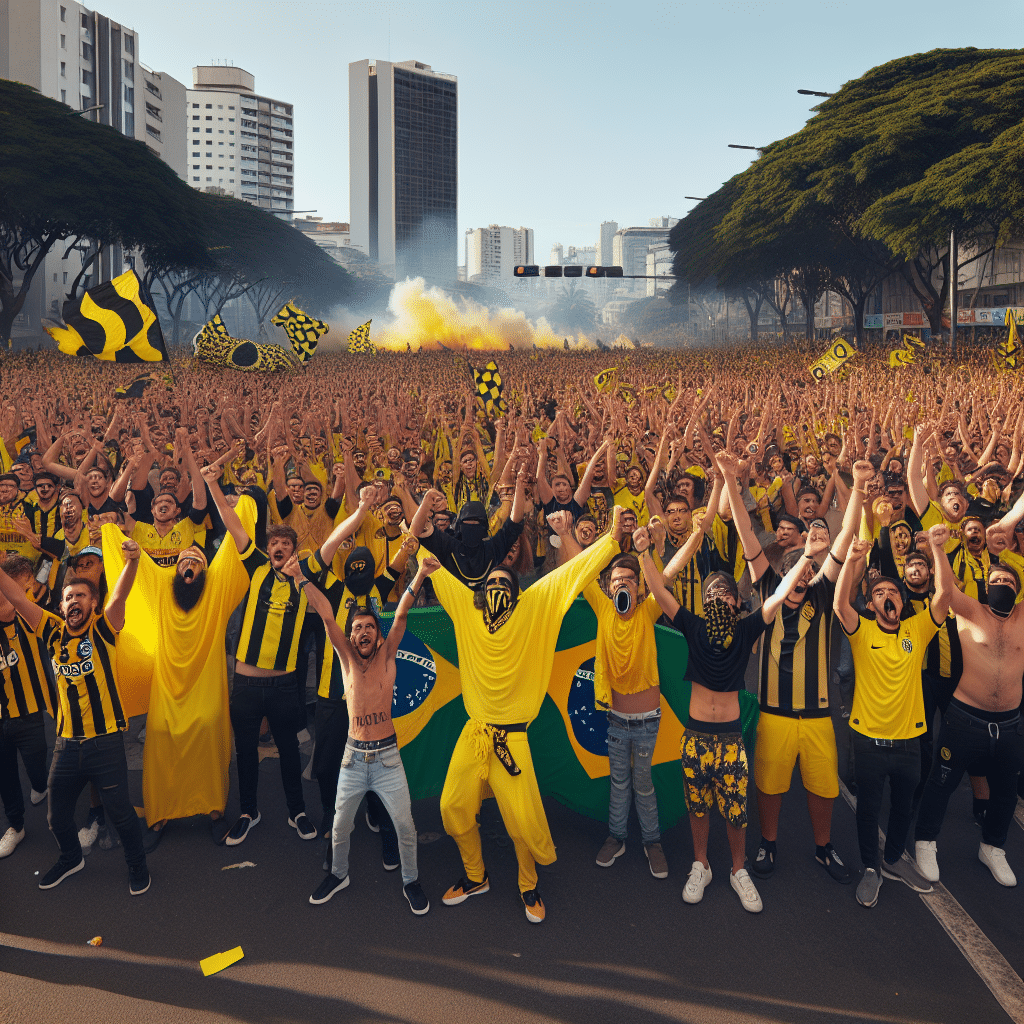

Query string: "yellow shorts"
[[753, 712, 839, 799]]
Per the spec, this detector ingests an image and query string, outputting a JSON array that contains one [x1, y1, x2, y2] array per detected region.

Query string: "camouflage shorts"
[[680, 727, 749, 827]]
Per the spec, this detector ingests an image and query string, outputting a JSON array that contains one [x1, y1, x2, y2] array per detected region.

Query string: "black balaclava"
[[456, 501, 488, 548], [703, 572, 739, 651], [344, 547, 375, 597], [988, 583, 1017, 618], [483, 570, 520, 634]]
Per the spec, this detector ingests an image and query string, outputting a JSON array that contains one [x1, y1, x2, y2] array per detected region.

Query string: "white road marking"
[[839, 780, 1024, 1024]]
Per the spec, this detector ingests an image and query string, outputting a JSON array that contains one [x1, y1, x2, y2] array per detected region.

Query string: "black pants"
[[915, 672, 945, 809], [312, 697, 394, 844], [916, 701, 1024, 848], [852, 732, 920, 870], [47, 733, 145, 869], [230, 672, 306, 819], [1, 712, 49, 832]]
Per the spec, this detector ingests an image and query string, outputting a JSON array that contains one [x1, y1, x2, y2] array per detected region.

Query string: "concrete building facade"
[[465, 225, 533, 283], [186, 65, 295, 219], [597, 221, 618, 267], [349, 59, 458, 281]]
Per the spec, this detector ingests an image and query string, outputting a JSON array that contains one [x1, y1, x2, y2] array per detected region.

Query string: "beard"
[[172, 569, 207, 611]]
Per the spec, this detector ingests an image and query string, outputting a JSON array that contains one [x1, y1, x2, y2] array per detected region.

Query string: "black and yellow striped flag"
[[44, 270, 168, 362], [347, 320, 376, 354], [473, 360, 508, 416], [115, 372, 173, 399], [271, 303, 329, 363]]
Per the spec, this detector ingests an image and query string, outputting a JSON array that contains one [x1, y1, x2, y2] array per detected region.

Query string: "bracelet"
[[829, 551, 845, 566], [406, 584, 419, 599], [741, 548, 763, 562], [297, 578, 309, 589]]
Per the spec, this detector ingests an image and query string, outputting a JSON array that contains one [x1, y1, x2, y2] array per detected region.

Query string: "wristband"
[[297, 578, 309, 589], [741, 548, 763, 563], [406, 584, 419, 599], [828, 551, 845, 566]]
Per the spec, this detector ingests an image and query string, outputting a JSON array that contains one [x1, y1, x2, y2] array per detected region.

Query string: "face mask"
[[460, 522, 487, 548], [704, 598, 736, 651], [988, 583, 1017, 619], [614, 588, 633, 615], [483, 581, 516, 633], [344, 548, 375, 597]]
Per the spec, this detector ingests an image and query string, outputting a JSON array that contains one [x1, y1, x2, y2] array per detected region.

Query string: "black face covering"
[[988, 583, 1017, 618], [344, 547, 375, 597], [460, 521, 488, 548], [172, 570, 207, 612], [455, 501, 489, 550], [482, 575, 519, 633]]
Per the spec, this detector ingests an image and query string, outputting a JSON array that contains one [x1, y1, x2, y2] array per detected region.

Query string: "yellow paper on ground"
[[201, 947, 244, 977]]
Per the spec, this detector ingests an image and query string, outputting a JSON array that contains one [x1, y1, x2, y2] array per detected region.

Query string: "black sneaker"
[[129, 864, 151, 896], [816, 843, 853, 884], [381, 826, 400, 871], [142, 825, 165, 854], [288, 813, 317, 840], [38, 856, 84, 890], [404, 881, 430, 915], [750, 842, 775, 879], [224, 812, 261, 847], [309, 873, 350, 905], [522, 888, 545, 924]]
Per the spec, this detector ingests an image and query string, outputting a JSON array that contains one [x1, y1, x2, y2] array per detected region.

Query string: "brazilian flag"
[[45, 270, 168, 362], [271, 303, 329, 364], [386, 600, 758, 828]]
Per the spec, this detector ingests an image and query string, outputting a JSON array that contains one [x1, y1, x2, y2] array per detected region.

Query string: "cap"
[[71, 546, 103, 561]]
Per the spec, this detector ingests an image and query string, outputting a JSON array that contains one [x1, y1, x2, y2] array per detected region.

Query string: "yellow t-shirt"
[[131, 519, 206, 568], [583, 583, 661, 710], [844, 607, 940, 739], [920, 500, 962, 554], [612, 482, 648, 527]]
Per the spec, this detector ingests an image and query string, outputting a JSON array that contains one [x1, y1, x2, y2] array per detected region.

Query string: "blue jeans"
[[607, 711, 661, 844], [331, 740, 418, 886]]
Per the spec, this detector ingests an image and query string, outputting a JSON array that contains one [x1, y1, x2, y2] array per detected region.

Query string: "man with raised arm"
[[434, 507, 622, 924], [0, 530, 150, 895], [637, 491, 827, 915], [914, 554, 1024, 887], [286, 552, 437, 916], [834, 524, 952, 908]]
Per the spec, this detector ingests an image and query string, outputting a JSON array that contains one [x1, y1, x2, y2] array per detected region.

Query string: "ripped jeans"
[[47, 733, 145, 868], [607, 711, 661, 845]]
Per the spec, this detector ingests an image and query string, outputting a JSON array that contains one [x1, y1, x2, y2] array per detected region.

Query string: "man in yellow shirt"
[[435, 507, 622, 924], [834, 524, 952, 908]]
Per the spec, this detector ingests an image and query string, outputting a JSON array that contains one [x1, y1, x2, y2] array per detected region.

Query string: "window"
[[193, 177, 199, 182], [192, 151, 199, 156], [218, 105, 223, 109], [124, 85, 133, 106], [192, 103, 199, 108], [81, 68, 94, 88], [124, 112, 134, 135], [60, 62, 66, 77], [218, 130, 224, 134], [123, 60, 134, 79], [60, 6, 66, 21], [193, 165, 199, 170], [192, 127, 199, 133], [206, 165, 212, 169], [124, 35, 134, 55], [228, 106, 234, 110], [205, 128, 212, 133], [60, 34, 65, 48], [205, 103, 212, 109], [229, 179, 234, 183], [192, 115, 199, 120], [81, 13, 88, 27], [60, 89, 66, 103], [63, 272, 68, 284], [205, 115, 212, 121], [206, 177, 212, 182], [229, 130, 234, 136], [228, 118, 235, 123], [81, 42, 93, 62]]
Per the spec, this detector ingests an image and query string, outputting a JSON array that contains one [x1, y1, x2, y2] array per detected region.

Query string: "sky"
[[97, 0, 1019, 265]]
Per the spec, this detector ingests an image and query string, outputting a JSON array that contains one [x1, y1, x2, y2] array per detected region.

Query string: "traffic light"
[[514, 265, 540, 277], [605, 266, 623, 277], [543, 265, 562, 278], [586, 266, 605, 278], [564, 266, 582, 278]]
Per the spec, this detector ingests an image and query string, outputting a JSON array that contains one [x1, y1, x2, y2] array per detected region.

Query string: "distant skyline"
[[93, 0, 1018, 267]]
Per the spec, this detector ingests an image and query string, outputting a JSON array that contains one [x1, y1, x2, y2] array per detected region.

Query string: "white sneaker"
[[979, 843, 1017, 887], [730, 867, 763, 913], [682, 860, 712, 904], [0, 826, 25, 858], [30, 788, 46, 806], [915, 840, 940, 882], [78, 821, 99, 855]]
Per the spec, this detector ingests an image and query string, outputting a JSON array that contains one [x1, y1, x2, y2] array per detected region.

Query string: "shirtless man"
[[914, 558, 1024, 887], [287, 552, 438, 915]]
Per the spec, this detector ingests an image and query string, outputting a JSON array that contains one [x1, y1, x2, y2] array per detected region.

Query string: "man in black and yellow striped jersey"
[[203, 466, 319, 848], [0, 555, 56, 859], [0, 536, 150, 894]]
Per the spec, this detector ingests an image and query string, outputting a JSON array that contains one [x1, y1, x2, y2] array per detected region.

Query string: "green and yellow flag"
[[347, 320, 377, 354], [45, 270, 168, 362], [272, 303, 329, 363], [473, 360, 508, 416]]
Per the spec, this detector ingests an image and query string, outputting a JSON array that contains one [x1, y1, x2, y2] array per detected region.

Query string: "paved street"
[[1, 703, 1022, 1024]]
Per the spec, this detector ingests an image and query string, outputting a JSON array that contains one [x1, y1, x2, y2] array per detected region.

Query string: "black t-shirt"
[[542, 496, 586, 522], [670, 605, 771, 692]]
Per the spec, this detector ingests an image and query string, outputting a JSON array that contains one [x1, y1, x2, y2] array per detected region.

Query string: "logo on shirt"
[[77, 639, 92, 660], [901, 638, 913, 654], [940, 746, 951, 761]]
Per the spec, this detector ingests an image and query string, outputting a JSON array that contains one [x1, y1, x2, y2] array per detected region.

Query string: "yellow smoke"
[[340, 278, 599, 352]]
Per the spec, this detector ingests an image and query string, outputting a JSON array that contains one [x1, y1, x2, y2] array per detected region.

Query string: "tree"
[[0, 80, 207, 343], [547, 280, 597, 334]]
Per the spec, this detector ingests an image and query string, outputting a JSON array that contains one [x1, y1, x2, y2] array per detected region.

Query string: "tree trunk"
[[741, 292, 762, 342]]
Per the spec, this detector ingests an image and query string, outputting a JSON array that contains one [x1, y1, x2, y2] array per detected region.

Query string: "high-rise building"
[[549, 244, 564, 266], [0, 0, 185, 324], [614, 226, 674, 292], [597, 221, 618, 266], [349, 59, 458, 280], [186, 66, 294, 219], [465, 225, 533, 283]]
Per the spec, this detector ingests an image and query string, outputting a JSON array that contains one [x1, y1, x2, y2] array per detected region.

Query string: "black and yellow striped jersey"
[[756, 568, 835, 717], [907, 593, 962, 684], [236, 542, 310, 672], [25, 497, 62, 548], [0, 613, 56, 719], [34, 609, 124, 739], [667, 532, 722, 618]]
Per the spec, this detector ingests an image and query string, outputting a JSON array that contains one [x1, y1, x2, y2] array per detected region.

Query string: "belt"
[[484, 722, 527, 777], [348, 734, 398, 750], [864, 737, 915, 749], [608, 709, 662, 724], [235, 674, 297, 688]]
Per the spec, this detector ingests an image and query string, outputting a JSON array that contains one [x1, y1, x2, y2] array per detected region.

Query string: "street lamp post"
[[797, 89, 834, 97]]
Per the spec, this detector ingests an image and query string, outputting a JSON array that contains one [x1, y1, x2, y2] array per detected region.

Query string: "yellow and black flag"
[[44, 269, 168, 362], [115, 372, 172, 399], [347, 320, 377, 354], [473, 360, 508, 416], [594, 367, 618, 393], [888, 333, 922, 369], [995, 311, 1022, 372], [271, 303, 329, 364], [193, 316, 295, 373]]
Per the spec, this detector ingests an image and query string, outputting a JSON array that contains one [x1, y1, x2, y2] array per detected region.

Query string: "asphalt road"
[[1, 699, 1022, 1024]]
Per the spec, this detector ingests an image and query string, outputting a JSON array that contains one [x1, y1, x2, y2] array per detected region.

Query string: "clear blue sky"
[[99, 0, 1018, 263]]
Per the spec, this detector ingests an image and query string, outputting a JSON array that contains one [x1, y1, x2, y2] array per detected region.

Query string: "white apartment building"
[[186, 65, 294, 220], [465, 225, 533, 283], [645, 241, 674, 297], [597, 221, 618, 267], [549, 244, 564, 266], [0, 0, 185, 325], [613, 226, 675, 293], [350, 59, 458, 280]]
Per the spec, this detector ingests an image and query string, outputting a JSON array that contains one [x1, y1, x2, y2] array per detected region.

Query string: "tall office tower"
[[597, 221, 618, 266], [349, 59, 458, 280], [187, 66, 294, 220], [465, 225, 534, 283]]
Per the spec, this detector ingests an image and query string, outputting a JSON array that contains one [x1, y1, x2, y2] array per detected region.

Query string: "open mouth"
[[883, 599, 897, 617]]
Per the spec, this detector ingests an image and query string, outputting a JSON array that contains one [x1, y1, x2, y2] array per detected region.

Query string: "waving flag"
[[272, 303, 329, 363], [193, 315, 295, 372], [473, 360, 508, 416], [347, 320, 377, 354]]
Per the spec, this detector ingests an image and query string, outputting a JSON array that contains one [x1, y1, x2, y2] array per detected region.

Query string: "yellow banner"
[[808, 338, 855, 382]]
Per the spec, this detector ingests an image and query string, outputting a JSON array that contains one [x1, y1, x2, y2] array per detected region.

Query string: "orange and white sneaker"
[[522, 888, 545, 924], [442, 873, 490, 905]]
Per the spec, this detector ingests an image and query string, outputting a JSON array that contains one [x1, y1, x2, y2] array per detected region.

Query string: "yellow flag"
[[347, 320, 377, 354]]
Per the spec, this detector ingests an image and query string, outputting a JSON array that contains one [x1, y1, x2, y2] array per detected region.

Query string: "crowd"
[[0, 341, 1022, 921]]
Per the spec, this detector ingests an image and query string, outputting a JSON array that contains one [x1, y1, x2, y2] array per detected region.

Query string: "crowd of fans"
[[0, 341, 1021, 920]]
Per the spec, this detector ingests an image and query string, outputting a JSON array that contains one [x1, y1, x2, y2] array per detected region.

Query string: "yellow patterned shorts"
[[680, 726, 749, 827]]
